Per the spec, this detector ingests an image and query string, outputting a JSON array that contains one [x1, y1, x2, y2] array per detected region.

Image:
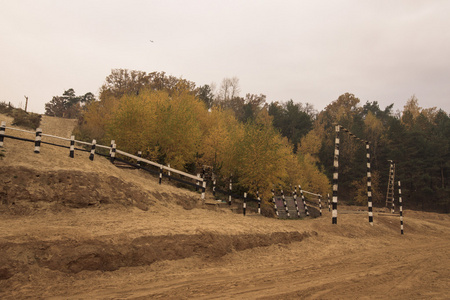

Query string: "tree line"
[[46, 69, 450, 212]]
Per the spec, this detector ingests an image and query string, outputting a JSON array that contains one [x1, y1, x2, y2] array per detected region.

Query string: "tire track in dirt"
[[64, 237, 449, 299]]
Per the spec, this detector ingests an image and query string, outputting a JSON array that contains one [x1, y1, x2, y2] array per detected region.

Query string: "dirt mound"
[[0, 165, 182, 213], [0, 231, 314, 279]]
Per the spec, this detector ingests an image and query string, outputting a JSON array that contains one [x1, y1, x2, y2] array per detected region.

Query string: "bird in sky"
[[150, 40, 154, 43]]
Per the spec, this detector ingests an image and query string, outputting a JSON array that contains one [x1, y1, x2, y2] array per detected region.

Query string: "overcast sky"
[[1, 0, 449, 114]]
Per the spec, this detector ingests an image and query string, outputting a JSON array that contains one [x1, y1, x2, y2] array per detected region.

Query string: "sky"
[[1, 0, 449, 114]]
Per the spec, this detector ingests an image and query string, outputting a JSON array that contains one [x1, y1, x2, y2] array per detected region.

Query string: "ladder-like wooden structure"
[[386, 160, 395, 213]]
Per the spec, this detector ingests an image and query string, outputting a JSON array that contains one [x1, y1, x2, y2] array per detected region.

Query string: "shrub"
[[0, 101, 15, 115], [11, 109, 42, 129]]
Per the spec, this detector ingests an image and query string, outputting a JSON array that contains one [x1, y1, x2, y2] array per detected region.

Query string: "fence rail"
[[0, 122, 205, 199]]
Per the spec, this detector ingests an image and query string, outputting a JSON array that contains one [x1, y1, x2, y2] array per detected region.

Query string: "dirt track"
[[1, 209, 448, 299], [1, 114, 449, 299]]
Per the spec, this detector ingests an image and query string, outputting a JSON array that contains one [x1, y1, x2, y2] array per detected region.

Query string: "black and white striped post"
[[272, 189, 279, 217], [366, 142, 374, 226], [281, 189, 290, 218], [167, 163, 171, 181], [332, 124, 340, 224], [34, 128, 42, 153], [0, 121, 5, 147], [399, 181, 404, 235], [212, 177, 216, 197], [293, 187, 300, 218], [89, 139, 96, 161], [109, 140, 115, 158], [159, 165, 163, 184], [299, 185, 309, 217], [327, 193, 331, 212], [137, 150, 142, 167], [69, 135, 75, 158], [228, 177, 232, 206], [110, 143, 116, 163], [257, 191, 261, 215], [243, 192, 247, 216], [318, 195, 322, 216], [201, 179, 206, 200]]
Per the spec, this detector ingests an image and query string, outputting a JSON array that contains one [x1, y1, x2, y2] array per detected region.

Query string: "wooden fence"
[[0, 122, 206, 199]]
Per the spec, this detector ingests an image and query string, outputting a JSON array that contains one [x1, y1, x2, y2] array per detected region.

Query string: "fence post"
[[366, 142, 374, 226], [89, 139, 96, 160], [281, 189, 290, 218], [213, 178, 216, 197], [110, 143, 116, 163], [293, 187, 300, 218], [332, 125, 340, 224], [109, 140, 115, 158], [159, 165, 163, 184], [399, 181, 404, 235], [299, 185, 309, 217], [257, 190, 261, 215], [0, 121, 6, 147], [34, 128, 42, 153], [201, 180, 206, 200], [167, 163, 171, 181], [272, 189, 279, 217], [69, 135, 75, 158], [137, 151, 142, 167], [243, 192, 247, 216], [319, 195, 322, 216]]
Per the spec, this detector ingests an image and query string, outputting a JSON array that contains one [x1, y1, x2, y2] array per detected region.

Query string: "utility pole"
[[24, 96, 28, 112]]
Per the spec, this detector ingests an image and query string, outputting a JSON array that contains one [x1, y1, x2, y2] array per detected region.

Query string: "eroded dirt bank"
[[0, 231, 312, 278]]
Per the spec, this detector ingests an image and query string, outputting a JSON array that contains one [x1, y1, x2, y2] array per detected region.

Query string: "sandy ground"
[[1, 114, 449, 299]]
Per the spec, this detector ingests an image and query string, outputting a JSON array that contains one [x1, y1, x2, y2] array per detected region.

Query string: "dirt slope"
[[0, 114, 449, 299]]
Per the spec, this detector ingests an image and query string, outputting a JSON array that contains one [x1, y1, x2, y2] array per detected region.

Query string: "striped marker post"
[[0, 121, 5, 147], [332, 125, 340, 224], [137, 151, 142, 167], [328, 193, 331, 212], [159, 166, 163, 184], [109, 140, 115, 158], [196, 173, 200, 191], [167, 163, 171, 181], [257, 191, 261, 215], [69, 135, 75, 158], [34, 128, 42, 153], [319, 195, 322, 216], [299, 185, 309, 217], [399, 181, 404, 235], [243, 192, 247, 216], [228, 177, 232, 206], [89, 139, 96, 160], [293, 187, 300, 218], [110, 143, 116, 163], [201, 180, 206, 200], [366, 142, 373, 226], [272, 189, 279, 216], [281, 189, 290, 218], [212, 178, 216, 197]]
